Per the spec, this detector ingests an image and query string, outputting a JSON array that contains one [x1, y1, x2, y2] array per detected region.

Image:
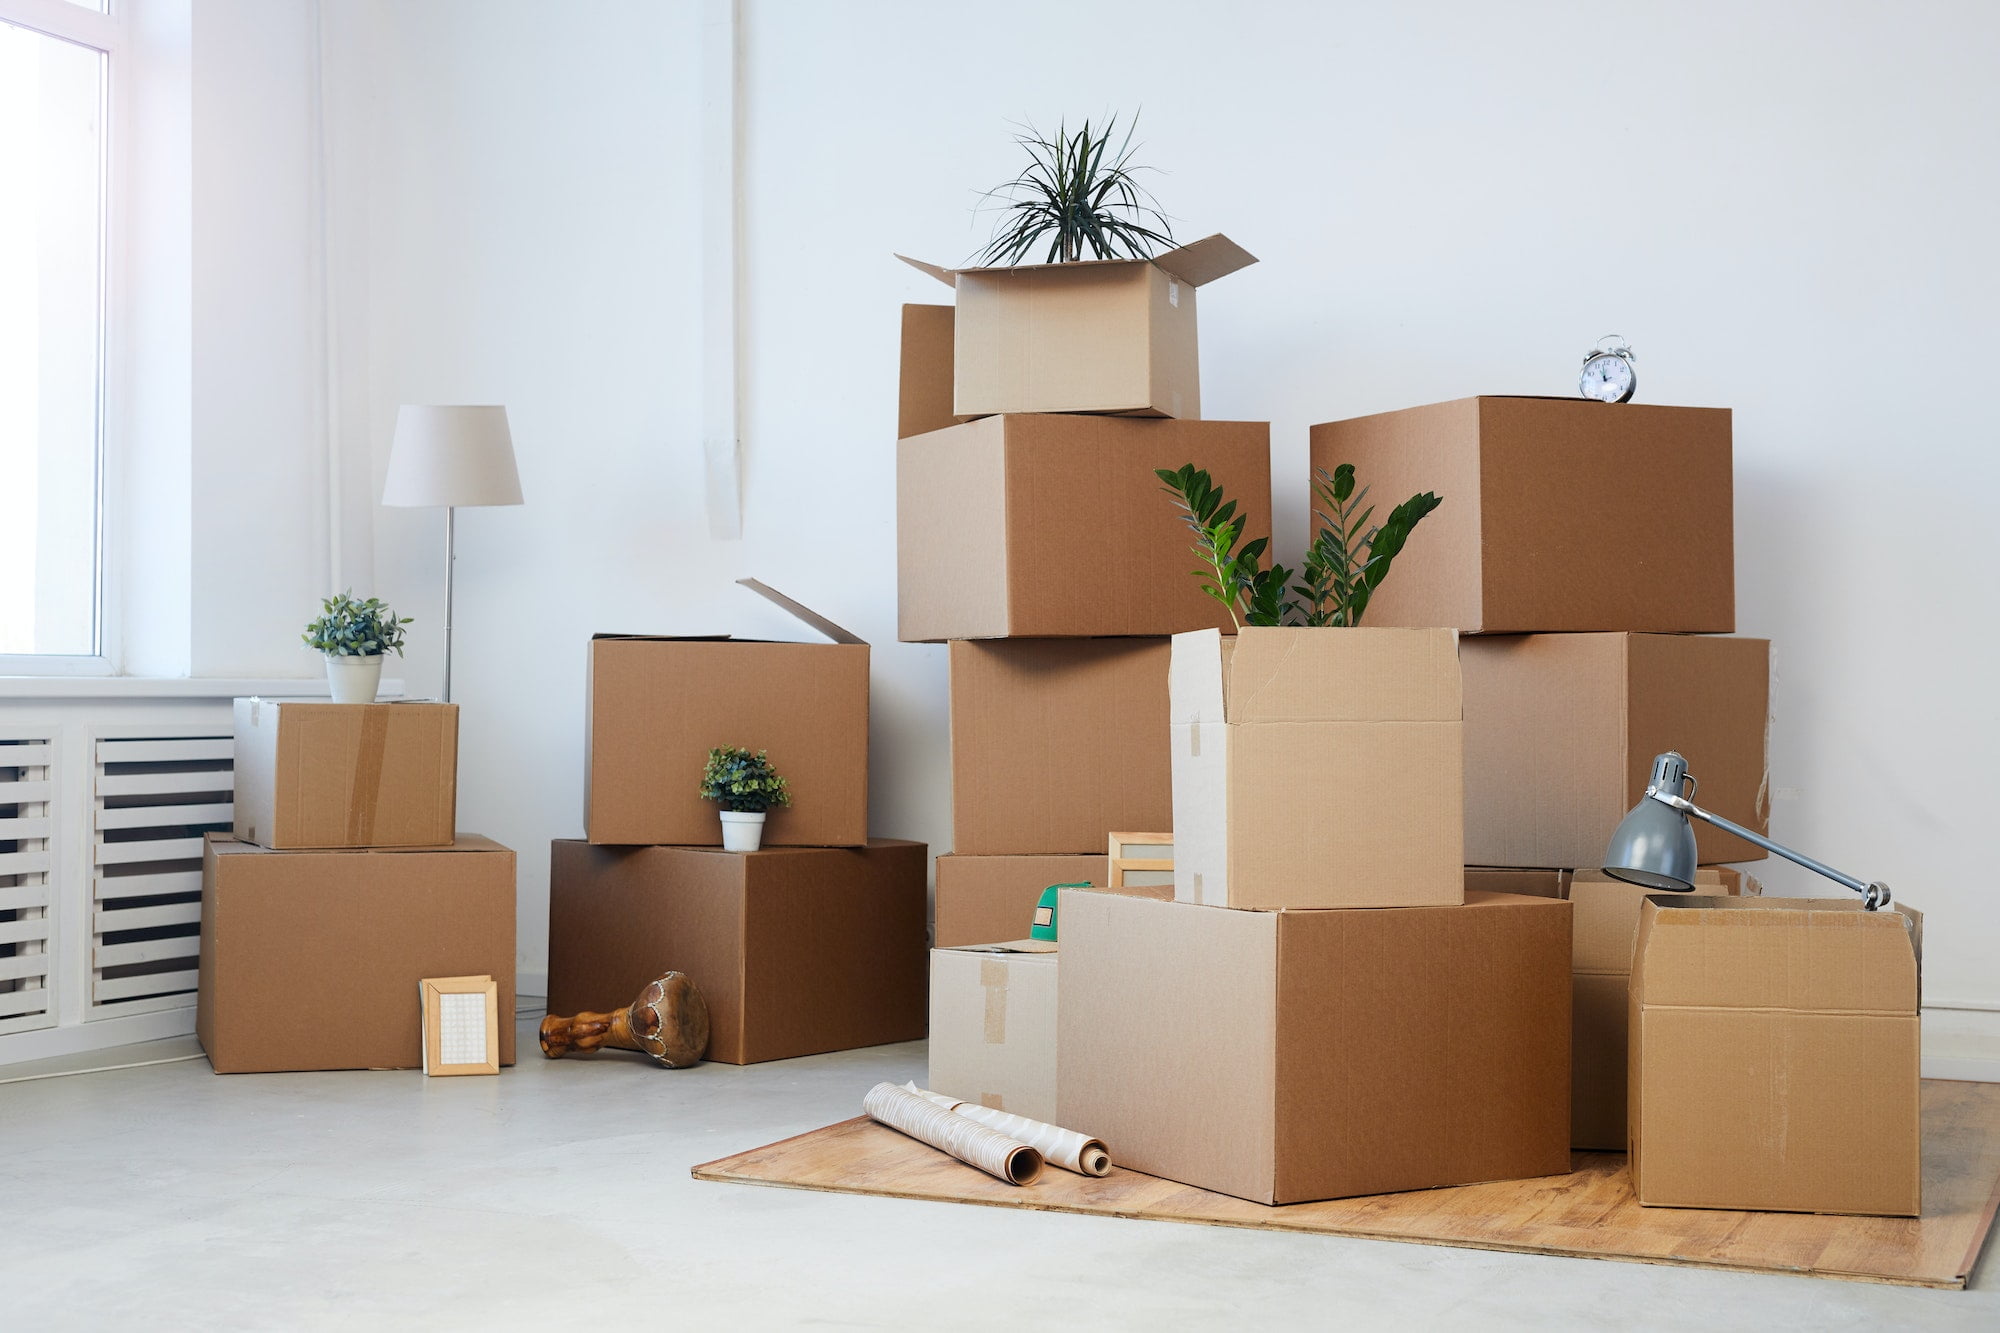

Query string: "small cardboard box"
[[197, 834, 516, 1072], [1463, 633, 1769, 867], [1308, 397, 1734, 633], [950, 638, 1173, 856], [899, 414, 1271, 642], [586, 581, 868, 848], [1058, 889, 1572, 1205], [933, 853, 1174, 948], [897, 235, 1257, 419], [928, 940, 1058, 1124], [232, 698, 457, 849], [547, 838, 927, 1065], [1171, 627, 1464, 910], [1629, 896, 1922, 1216]]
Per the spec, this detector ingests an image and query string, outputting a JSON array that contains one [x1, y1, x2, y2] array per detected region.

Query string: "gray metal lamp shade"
[[1602, 751, 1700, 891]]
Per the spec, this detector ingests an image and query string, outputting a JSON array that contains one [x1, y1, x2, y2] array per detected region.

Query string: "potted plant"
[[975, 114, 1174, 265], [699, 747, 791, 852], [302, 591, 412, 704]]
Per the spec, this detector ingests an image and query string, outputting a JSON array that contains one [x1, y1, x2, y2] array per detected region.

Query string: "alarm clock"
[[1579, 336, 1637, 403]]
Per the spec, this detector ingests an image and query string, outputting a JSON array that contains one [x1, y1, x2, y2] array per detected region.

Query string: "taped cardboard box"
[[547, 838, 927, 1065], [1629, 895, 1922, 1216], [928, 940, 1058, 1124], [934, 853, 1173, 948], [1171, 627, 1463, 910], [197, 834, 515, 1073], [1308, 397, 1734, 633], [896, 236, 1256, 419], [900, 415, 1271, 642], [587, 580, 868, 847], [1058, 888, 1571, 1205], [1463, 633, 1769, 868], [232, 698, 457, 849], [950, 639, 1173, 855]]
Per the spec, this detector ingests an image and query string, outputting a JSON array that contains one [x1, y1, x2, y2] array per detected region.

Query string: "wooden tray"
[[694, 1078, 2000, 1288]]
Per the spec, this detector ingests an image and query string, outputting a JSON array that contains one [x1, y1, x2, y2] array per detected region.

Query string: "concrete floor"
[[1, 1024, 1993, 1331]]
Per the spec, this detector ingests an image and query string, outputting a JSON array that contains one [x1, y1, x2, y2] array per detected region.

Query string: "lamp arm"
[[1645, 787, 1891, 910]]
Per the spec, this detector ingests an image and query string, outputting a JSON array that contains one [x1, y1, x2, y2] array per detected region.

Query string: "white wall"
[[309, 1, 2000, 1050]]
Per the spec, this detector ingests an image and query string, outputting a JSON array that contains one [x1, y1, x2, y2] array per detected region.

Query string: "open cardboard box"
[[897, 234, 1257, 419], [232, 698, 457, 849], [928, 940, 1059, 1124], [586, 579, 869, 847], [933, 853, 1174, 948], [1308, 397, 1734, 633]]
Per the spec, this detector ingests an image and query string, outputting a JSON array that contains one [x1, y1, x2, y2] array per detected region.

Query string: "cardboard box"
[[933, 853, 1174, 948], [1629, 896, 1922, 1216], [587, 581, 868, 848], [1308, 397, 1733, 633], [950, 638, 1173, 855], [1058, 889, 1571, 1205], [197, 834, 516, 1072], [1463, 633, 1769, 867], [1462, 864, 1751, 902], [232, 698, 457, 849], [1171, 627, 1464, 910], [897, 235, 1257, 419], [547, 838, 927, 1065], [928, 940, 1058, 1123], [899, 414, 1271, 642], [898, 304, 961, 439]]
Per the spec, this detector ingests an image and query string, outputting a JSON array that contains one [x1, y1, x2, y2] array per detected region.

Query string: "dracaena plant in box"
[[302, 591, 412, 704], [1156, 464, 1442, 629], [975, 114, 1174, 265], [700, 747, 791, 853]]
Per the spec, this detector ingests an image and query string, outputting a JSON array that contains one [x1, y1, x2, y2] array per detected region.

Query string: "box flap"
[[1219, 626, 1460, 723], [1632, 895, 1919, 1015], [1169, 629, 1230, 724], [895, 253, 958, 287], [941, 939, 1058, 956], [734, 578, 866, 645], [896, 234, 1255, 289], [209, 831, 505, 857]]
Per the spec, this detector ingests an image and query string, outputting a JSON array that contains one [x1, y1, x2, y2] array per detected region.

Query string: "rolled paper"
[[863, 1082, 1042, 1186], [905, 1083, 1112, 1178]]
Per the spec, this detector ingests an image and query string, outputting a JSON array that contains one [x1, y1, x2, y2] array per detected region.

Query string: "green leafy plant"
[[699, 747, 792, 814], [975, 114, 1174, 266], [302, 591, 412, 658], [1297, 465, 1443, 627], [1155, 464, 1294, 630]]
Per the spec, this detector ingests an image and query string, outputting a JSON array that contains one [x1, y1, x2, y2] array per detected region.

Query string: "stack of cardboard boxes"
[[543, 585, 930, 1065], [199, 698, 519, 1073]]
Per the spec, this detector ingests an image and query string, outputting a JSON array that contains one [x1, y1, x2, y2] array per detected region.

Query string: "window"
[[0, 0, 116, 670]]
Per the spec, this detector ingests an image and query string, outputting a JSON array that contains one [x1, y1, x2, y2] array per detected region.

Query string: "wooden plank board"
[[693, 1079, 2000, 1289]]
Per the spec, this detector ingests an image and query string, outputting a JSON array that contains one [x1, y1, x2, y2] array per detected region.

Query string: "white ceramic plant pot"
[[719, 810, 766, 853], [325, 653, 384, 705]]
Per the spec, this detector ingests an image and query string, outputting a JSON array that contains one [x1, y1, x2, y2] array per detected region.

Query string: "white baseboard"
[[516, 971, 547, 1004], [0, 1005, 196, 1067]]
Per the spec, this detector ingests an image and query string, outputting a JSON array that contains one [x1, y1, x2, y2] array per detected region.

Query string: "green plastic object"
[[1031, 883, 1090, 941]]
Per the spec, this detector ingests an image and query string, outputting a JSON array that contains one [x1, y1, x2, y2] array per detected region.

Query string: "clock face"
[[1580, 353, 1635, 403]]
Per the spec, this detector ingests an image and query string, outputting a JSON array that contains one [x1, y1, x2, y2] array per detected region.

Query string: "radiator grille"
[[0, 735, 55, 1034]]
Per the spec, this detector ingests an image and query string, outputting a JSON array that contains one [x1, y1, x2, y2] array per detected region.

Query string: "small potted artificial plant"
[[700, 746, 791, 852], [302, 591, 412, 704]]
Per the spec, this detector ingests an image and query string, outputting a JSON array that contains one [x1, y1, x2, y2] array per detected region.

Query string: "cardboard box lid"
[[896, 234, 1257, 289], [938, 940, 1058, 956], [1633, 895, 1921, 1015], [210, 832, 509, 859], [592, 579, 866, 647], [1170, 627, 1461, 725]]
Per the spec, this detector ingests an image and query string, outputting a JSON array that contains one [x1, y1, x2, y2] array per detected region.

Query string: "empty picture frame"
[[421, 975, 501, 1076], [1107, 833, 1174, 889]]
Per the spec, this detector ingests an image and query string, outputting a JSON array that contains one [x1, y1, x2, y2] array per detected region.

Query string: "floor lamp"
[[381, 405, 523, 703]]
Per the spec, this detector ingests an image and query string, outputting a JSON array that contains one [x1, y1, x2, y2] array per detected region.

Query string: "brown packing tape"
[[981, 1093, 1006, 1111], [346, 706, 391, 845], [980, 959, 1008, 1043]]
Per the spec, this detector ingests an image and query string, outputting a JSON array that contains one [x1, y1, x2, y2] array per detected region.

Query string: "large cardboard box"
[[586, 582, 868, 848], [1171, 627, 1464, 910], [1629, 896, 1922, 1216], [933, 853, 1174, 947], [1308, 397, 1733, 633], [897, 235, 1257, 419], [950, 638, 1173, 856], [1463, 633, 1769, 867], [1059, 889, 1571, 1205], [232, 698, 457, 849], [197, 834, 516, 1073], [928, 941, 1058, 1124], [900, 415, 1271, 642], [547, 839, 927, 1065]]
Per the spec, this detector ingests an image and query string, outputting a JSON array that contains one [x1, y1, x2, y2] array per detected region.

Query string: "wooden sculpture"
[[539, 971, 711, 1068]]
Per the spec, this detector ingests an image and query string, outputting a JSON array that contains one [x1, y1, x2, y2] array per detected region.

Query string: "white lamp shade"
[[381, 405, 524, 508]]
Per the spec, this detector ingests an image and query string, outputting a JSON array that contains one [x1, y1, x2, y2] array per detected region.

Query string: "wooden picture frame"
[[1107, 833, 1174, 889], [421, 975, 501, 1076]]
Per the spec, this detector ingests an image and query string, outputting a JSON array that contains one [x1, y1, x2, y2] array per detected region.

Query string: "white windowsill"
[[0, 676, 410, 700]]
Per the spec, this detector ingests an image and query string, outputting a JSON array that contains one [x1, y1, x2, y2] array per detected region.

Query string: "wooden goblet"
[[539, 971, 711, 1068]]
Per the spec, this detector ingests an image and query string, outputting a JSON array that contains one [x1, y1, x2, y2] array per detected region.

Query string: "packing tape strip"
[[980, 958, 1007, 1043], [346, 706, 391, 845]]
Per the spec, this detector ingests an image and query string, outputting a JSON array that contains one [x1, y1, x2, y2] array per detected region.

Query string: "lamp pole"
[[1643, 784, 1891, 910], [442, 505, 456, 704]]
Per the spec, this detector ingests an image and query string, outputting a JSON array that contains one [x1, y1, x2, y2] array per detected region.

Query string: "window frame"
[[0, 0, 122, 677]]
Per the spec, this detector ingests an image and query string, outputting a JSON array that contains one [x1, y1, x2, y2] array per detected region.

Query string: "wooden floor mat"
[[694, 1079, 2000, 1288]]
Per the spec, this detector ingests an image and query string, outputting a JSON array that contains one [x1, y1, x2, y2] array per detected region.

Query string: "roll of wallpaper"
[[862, 1082, 1043, 1186], [905, 1083, 1112, 1178]]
